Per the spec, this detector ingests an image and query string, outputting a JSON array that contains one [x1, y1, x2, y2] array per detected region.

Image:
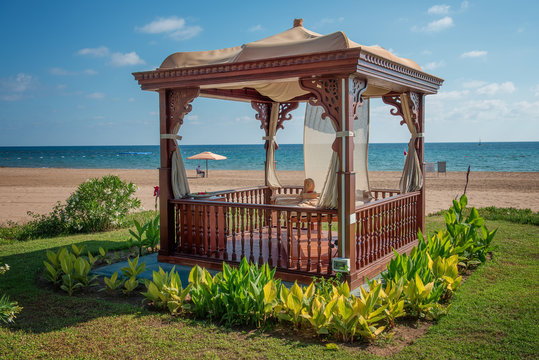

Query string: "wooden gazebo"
[[133, 19, 443, 289]]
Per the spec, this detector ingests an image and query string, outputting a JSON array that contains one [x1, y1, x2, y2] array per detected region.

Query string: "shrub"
[[0, 264, 22, 324], [62, 175, 141, 233], [1, 175, 141, 241]]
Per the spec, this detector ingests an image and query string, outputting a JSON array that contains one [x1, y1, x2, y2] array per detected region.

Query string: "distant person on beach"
[[196, 165, 205, 177]]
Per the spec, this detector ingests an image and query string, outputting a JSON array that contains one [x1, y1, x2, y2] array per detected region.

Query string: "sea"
[[0, 142, 537, 172]]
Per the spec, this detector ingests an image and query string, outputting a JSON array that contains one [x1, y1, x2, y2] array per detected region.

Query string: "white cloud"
[[84, 69, 98, 75], [462, 80, 487, 88], [93, 115, 105, 120], [110, 52, 145, 66], [533, 85, 539, 97], [423, 60, 445, 71], [57, 84, 67, 89], [77, 46, 110, 57], [234, 115, 253, 123], [249, 24, 263, 32], [422, 50, 432, 55], [476, 82, 516, 96], [413, 16, 454, 33], [50, 67, 74, 76], [461, 50, 487, 58], [436, 90, 469, 100], [128, 97, 135, 102], [137, 16, 202, 40], [428, 5, 450, 15], [461, 1, 469, 10], [0, 73, 36, 101], [86, 92, 105, 99]]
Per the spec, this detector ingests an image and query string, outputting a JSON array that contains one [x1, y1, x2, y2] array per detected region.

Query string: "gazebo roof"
[[133, 19, 443, 100]]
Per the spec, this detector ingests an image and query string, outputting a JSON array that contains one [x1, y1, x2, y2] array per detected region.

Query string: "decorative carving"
[[134, 49, 443, 89], [166, 87, 199, 152], [381, 93, 419, 132], [349, 76, 368, 119], [251, 101, 298, 150], [277, 102, 299, 130], [251, 101, 271, 131], [299, 77, 341, 128], [167, 88, 199, 132]]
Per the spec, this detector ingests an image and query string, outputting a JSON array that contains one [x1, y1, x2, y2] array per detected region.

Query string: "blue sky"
[[0, 0, 537, 146]]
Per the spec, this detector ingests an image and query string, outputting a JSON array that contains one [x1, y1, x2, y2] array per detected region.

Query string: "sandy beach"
[[0, 167, 537, 224]]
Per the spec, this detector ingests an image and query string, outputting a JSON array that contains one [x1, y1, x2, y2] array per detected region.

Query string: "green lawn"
[[0, 217, 538, 359]]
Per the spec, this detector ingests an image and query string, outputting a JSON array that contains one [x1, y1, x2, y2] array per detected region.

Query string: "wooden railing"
[[353, 191, 420, 270], [171, 198, 338, 275], [371, 188, 400, 200]]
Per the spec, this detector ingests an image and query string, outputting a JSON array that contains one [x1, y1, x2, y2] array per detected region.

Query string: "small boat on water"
[[478, 138, 482, 146], [118, 152, 153, 155]]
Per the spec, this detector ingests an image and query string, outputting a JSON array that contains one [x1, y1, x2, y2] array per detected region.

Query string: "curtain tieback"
[[336, 131, 354, 138], [262, 136, 275, 141], [160, 134, 182, 141], [416, 133, 424, 138]]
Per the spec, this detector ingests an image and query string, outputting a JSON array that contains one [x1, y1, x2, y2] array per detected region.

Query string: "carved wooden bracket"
[[166, 87, 199, 153], [349, 76, 368, 119], [251, 101, 298, 150], [277, 102, 299, 130], [167, 88, 200, 133], [251, 101, 271, 131], [299, 77, 341, 129], [381, 92, 420, 132]]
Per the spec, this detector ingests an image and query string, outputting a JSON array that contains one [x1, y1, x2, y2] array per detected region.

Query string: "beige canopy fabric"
[[265, 103, 283, 188], [168, 123, 190, 199], [160, 25, 421, 103], [399, 93, 423, 193]]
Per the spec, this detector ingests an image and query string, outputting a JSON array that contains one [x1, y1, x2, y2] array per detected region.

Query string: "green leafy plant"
[[403, 274, 445, 319], [188, 258, 281, 326], [123, 276, 139, 295], [143, 215, 160, 253], [142, 266, 191, 314], [43, 246, 98, 295], [100, 271, 124, 293], [128, 220, 148, 257], [120, 256, 146, 279], [0, 264, 22, 324]]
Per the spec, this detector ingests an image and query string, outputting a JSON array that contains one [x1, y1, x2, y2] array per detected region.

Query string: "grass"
[[1, 216, 538, 359], [431, 206, 539, 226]]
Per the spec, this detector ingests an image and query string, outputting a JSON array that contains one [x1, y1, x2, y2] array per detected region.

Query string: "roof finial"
[[293, 18, 303, 28]]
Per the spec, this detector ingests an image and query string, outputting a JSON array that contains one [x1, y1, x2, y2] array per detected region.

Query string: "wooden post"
[[157, 88, 200, 257], [299, 75, 367, 280], [158, 90, 174, 256], [417, 94, 426, 233]]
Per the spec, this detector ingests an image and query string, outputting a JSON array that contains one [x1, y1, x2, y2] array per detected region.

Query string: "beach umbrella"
[[187, 151, 227, 178]]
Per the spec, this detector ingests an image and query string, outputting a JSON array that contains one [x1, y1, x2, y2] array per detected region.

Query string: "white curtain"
[[169, 122, 190, 198], [399, 93, 423, 193], [265, 102, 282, 188], [353, 99, 371, 202], [303, 104, 339, 208]]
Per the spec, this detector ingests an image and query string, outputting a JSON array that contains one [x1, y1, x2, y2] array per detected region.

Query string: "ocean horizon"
[[0, 142, 537, 172]]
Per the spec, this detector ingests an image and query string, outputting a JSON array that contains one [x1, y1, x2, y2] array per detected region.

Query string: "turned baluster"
[[296, 212, 302, 270], [306, 212, 312, 271], [316, 213, 322, 274], [258, 208, 264, 265], [249, 208, 254, 263], [276, 210, 282, 268]]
